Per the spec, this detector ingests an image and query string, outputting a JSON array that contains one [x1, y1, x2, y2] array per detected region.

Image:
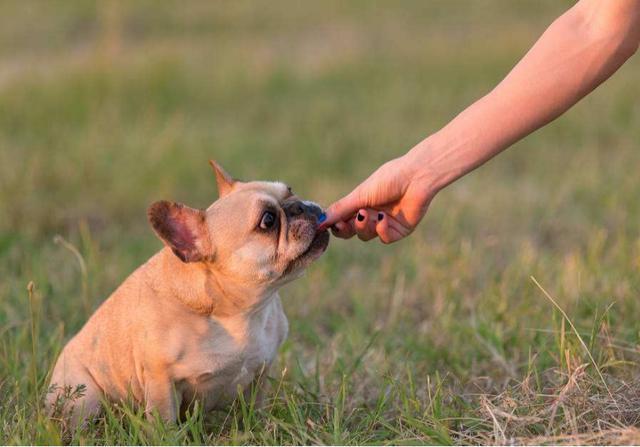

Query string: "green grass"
[[2, 0, 640, 444]]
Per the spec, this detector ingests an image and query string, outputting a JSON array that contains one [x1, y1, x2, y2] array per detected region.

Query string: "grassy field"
[[2, 0, 640, 444]]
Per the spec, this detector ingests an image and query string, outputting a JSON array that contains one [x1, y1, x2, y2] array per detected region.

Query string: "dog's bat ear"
[[147, 200, 211, 263], [208, 160, 236, 198]]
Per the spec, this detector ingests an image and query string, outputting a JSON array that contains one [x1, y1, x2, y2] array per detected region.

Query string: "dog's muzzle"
[[283, 200, 323, 222]]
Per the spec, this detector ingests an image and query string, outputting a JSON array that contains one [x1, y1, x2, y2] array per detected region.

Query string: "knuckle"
[[333, 227, 351, 238]]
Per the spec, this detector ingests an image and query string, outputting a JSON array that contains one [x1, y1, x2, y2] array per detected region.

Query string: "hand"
[[323, 0, 640, 245], [320, 149, 437, 243]]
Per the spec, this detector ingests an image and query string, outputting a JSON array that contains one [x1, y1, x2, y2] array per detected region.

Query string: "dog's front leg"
[[144, 373, 179, 424], [242, 362, 273, 410]]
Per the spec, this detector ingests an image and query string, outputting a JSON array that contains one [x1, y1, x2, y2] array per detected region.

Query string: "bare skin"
[[320, 0, 640, 244]]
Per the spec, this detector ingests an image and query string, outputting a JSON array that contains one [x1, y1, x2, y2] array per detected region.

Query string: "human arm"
[[321, 0, 640, 243]]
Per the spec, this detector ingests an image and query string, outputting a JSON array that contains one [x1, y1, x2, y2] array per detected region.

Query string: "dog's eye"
[[259, 211, 277, 230]]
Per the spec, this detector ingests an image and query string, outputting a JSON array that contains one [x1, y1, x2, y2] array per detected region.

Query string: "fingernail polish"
[[318, 212, 327, 223], [357, 213, 365, 222], [378, 213, 384, 221]]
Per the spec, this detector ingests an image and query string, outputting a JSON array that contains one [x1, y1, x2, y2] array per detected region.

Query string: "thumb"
[[320, 189, 364, 229]]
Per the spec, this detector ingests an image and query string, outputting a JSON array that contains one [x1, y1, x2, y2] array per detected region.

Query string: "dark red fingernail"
[[357, 213, 364, 222], [378, 213, 384, 221]]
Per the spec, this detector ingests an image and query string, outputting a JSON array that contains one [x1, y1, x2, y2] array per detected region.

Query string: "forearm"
[[411, 0, 639, 193]]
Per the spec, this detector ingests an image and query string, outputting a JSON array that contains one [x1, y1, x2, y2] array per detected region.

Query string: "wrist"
[[405, 133, 457, 198]]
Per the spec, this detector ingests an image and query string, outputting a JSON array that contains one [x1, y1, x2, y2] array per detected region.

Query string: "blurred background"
[[2, 1, 640, 443]]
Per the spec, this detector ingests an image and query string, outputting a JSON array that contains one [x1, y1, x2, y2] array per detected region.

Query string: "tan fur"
[[46, 162, 329, 426]]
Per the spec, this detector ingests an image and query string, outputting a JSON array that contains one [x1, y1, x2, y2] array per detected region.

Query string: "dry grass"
[[472, 370, 640, 445]]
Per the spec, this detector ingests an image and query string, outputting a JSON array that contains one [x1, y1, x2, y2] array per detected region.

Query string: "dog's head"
[[148, 161, 329, 293]]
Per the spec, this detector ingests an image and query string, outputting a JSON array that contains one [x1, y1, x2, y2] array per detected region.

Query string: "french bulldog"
[[46, 161, 329, 427]]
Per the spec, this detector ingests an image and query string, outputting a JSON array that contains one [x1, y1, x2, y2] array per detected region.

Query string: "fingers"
[[320, 188, 364, 230], [330, 208, 378, 240], [374, 212, 409, 244], [354, 209, 411, 243], [353, 208, 378, 241], [329, 210, 413, 243], [331, 220, 356, 239]]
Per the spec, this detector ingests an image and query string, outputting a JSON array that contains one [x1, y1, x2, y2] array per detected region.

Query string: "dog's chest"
[[173, 299, 287, 407]]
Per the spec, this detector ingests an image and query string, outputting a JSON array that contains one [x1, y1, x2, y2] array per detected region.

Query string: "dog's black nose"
[[303, 202, 323, 219], [284, 200, 322, 219]]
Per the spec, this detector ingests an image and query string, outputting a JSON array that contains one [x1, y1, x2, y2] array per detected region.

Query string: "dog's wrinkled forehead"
[[239, 181, 292, 202], [207, 181, 292, 212]]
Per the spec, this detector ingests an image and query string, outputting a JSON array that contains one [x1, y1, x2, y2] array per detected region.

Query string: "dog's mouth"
[[300, 229, 330, 259], [282, 229, 330, 277]]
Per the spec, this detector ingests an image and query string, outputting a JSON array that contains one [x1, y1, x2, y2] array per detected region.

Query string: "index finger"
[[318, 190, 363, 230]]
